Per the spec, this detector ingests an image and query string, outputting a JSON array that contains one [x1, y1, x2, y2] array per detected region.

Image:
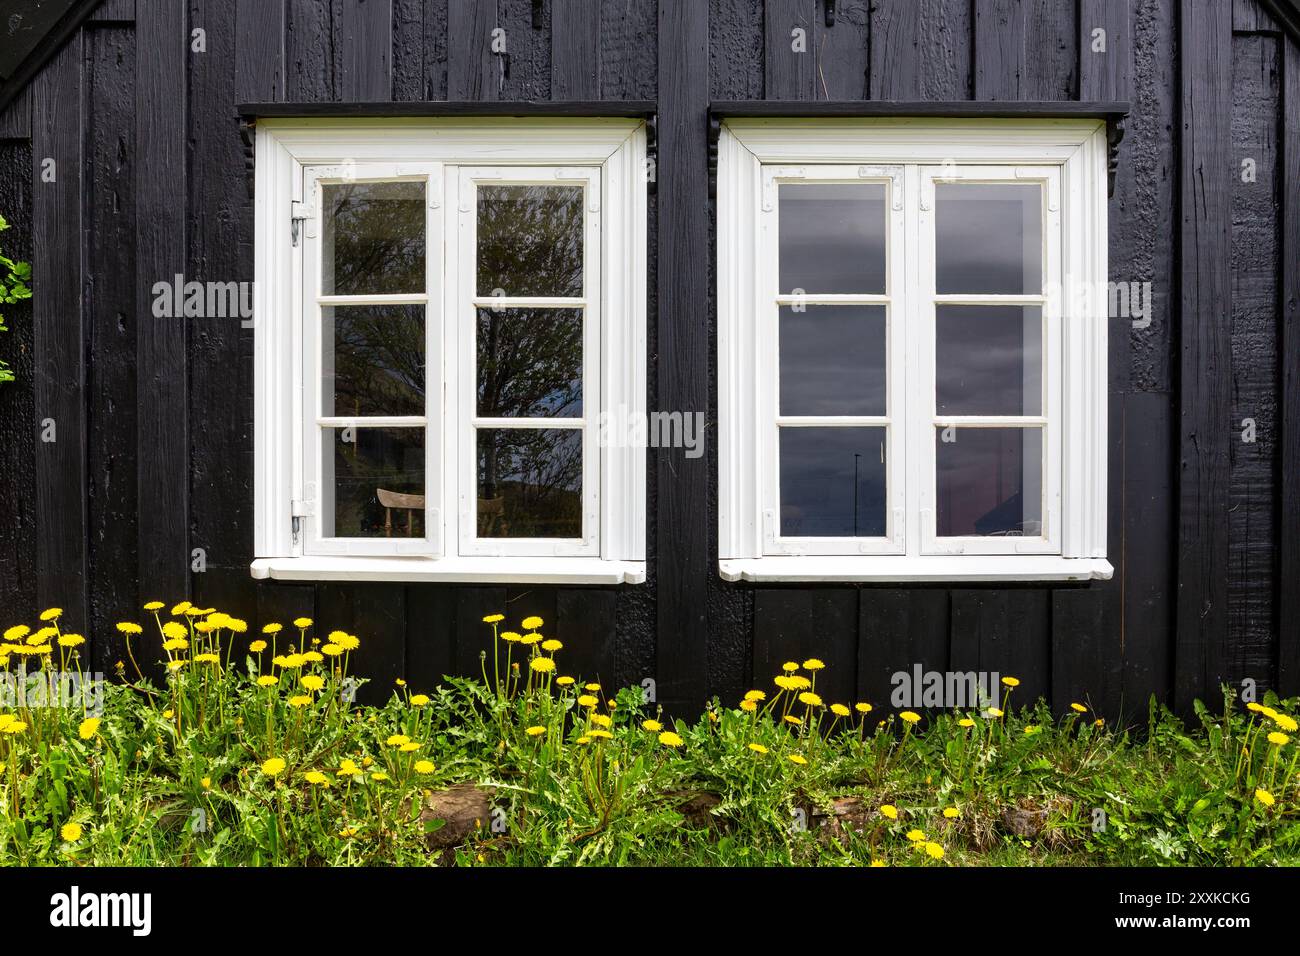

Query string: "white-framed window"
[[717, 119, 1111, 583], [251, 119, 647, 584]]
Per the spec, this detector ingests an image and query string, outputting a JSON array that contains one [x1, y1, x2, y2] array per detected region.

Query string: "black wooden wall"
[[0, 0, 1295, 719]]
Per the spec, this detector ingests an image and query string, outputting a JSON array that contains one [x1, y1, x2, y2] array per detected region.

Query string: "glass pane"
[[779, 183, 887, 295], [321, 181, 425, 296], [935, 427, 1042, 537], [477, 428, 583, 539], [323, 427, 425, 538], [477, 185, 584, 298], [779, 427, 886, 537], [935, 306, 1041, 416], [779, 305, 886, 416], [477, 308, 583, 418], [323, 305, 425, 418], [935, 183, 1041, 294]]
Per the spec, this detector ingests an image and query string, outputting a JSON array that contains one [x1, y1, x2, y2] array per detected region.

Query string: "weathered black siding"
[[0, 0, 1296, 718]]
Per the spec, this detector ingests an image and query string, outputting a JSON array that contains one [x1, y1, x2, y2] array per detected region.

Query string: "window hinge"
[[290, 497, 315, 545], [291, 201, 315, 247]]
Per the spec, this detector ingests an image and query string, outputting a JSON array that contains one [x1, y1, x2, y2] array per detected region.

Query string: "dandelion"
[[798, 691, 823, 708], [526, 726, 546, 737], [855, 702, 872, 714], [256, 675, 278, 687], [556, 676, 575, 687], [386, 734, 411, 747], [166, 660, 188, 672], [1256, 789, 1275, 807], [747, 742, 768, 754], [2, 625, 28, 642], [658, 731, 684, 748], [1247, 701, 1265, 713], [304, 771, 329, 786], [60, 822, 82, 843], [788, 754, 807, 765], [986, 707, 1004, 718], [589, 729, 613, 740], [399, 742, 420, 752], [201, 777, 211, 789], [336, 759, 362, 777], [410, 694, 429, 706], [57, 634, 85, 648], [590, 714, 612, 728], [371, 772, 390, 782], [530, 658, 555, 674], [482, 613, 505, 624], [880, 804, 898, 820], [143, 601, 164, 611], [0, 721, 27, 735], [783, 715, 802, 726], [802, 658, 825, 671], [40, 608, 63, 621], [322, 644, 342, 657], [1024, 725, 1041, 736], [1070, 702, 1088, 713], [782, 662, 799, 673], [170, 602, 190, 616], [521, 616, 543, 630], [924, 842, 945, 860], [415, 760, 435, 774], [577, 695, 599, 709], [261, 757, 286, 777], [193, 652, 220, 664], [78, 717, 100, 740], [542, 639, 563, 652], [905, 829, 926, 842], [262, 623, 282, 635], [958, 718, 975, 728], [288, 695, 312, 708], [642, 719, 663, 732], [301, 675, 325, 692], [740, 700, 758, 712], [584, 682, 601, 692], [161, 622, 187, 640], [1275, 713, 1299, 732], [1268, 731, 1290, 746], [1001, 676, 1020, 687], [334, 633, 360, 651], [293, 617, 313, 629], [899, 711, 921, 725], [831, 703, 851, 717], [744, 690, 766, 702], [162, 710, 174, 719], [943, 807, 960, 819], [869, 860, 886, 867], [576, 736, 591, 745]]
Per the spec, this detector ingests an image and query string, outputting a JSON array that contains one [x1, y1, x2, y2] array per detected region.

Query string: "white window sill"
[[719, 556, 1113, 584], [251, 556, 646, 585]]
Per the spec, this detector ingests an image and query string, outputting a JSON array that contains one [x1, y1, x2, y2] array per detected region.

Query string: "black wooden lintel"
[[708, 100, 1131, 197]]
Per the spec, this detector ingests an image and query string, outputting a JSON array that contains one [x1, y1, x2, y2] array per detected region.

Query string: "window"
[[251, 120, 646, 584], [717, 119, 1111, 582]]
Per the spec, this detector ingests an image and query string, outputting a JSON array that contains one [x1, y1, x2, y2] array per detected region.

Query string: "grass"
[[0, 601, 1297, 866]]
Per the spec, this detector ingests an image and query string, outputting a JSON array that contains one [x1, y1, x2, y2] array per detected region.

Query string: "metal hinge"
[[291, 496, 315, 544], [291, 201, 315, 247]]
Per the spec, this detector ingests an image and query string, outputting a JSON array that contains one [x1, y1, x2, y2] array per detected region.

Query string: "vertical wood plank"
[[0, 141, 36, 617], [552, 0, 600, 99], [1080, 0, 1131, 100], [1228, 30, 1281, 690], [455, 587, 508, 678], [868, 0, 921, 99], [31, 37, 88, 626], [136, 0, 189, 604], [447, 0, 499, 100], [85, 24, 139, 670], [91, 0, 137, 21], [287, 0, 334, 102], [1281, 31, 1300, 695], [236, 0, 286, 102], [555, 589, 618, 688], [404, 585, 458, 691], [1175, 0, 1233, 713], [711, 0, 764, 100], [601, 0, 657, 99], [335, 0, 393, 100], [392, 0, 447, 101], [950, 590, 1051, 707], [812, 0, 867, 100], [656, 0, 710, 713], [974, 0, 1076, 100], [857, 590, 950, 714], [764, 0, 815, 99], [0, 84, 31, 139], [753, 590, 858, 705]]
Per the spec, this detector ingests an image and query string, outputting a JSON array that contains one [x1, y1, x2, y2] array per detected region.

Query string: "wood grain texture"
[[950, 590, 1052, 707], [656, 0, 710, 712], [753, 590, 857, 704], [764, 0, 815, 99], [552, 0, 601, 99], [857, 589, 950, 714], [135, 0, 189, 605], [335, 0, 393, 100], [392, 0, 447, 100], [1281, 27, 1300, 695], [974, 0, 1076, 100], [447, 0, 500, 100], [601, 0, 657, 99], [1175, 0, 1233, 713], [31, 37, 87, 626]]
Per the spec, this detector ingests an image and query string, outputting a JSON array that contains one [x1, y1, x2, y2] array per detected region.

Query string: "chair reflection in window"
[[376, 488, 424, 537]]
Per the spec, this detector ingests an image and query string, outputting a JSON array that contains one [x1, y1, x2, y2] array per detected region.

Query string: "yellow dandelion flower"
[[60, 822, 82, 842], [3, 625, 28, 642], [576, 736, 591, 745], [410, 694, 429, 706], [293, 617, 313, 628], [530, 657, 556, 674], [526, 726, 546, 737], [170, 602, 190, 616], [855, 702, 873, 714], [116, 622, 143, 636], [905, 829, 926, 842], [386, 734, 411, 747], [541, 639, 563, 652], [288, 695, 311, 708], [521, 615, 543, 630], [788, 753, 807, 765], [300, 675, 325, 692], [1, 721, 27, 735], [334, 633, 360, 651], [802, 658, 825, 671], [577, 694, 599, 708], [256, 675, 278, 687], [943, 807, 959, 819], [1268, 731, 1290, 746], [193, 652, 220, 664], [262, 623, 282, 635], [589, 729, 613, 740], [899, 711, 921, 724], [399, 742, 420, 752], [304, 770, 329, 786], [1001, 676, 1020, 687], [482, 613, 505, 624], [321, 644, 342, 656], [201, 776, 211, 789], [783, 715, 802, 726], [880, 804, 898, 819], [371, 772, 390, 782], [1256, 789, 1275, 807], [782, 661, 799, 673], [556, 676, 575, 687], [1070, 702, 1088, 713], [658, 731, 684, 747], [986, 707, 1004, 718], [1274, 714, 1299, 733], [590, 714, 612, 728], [415, 760, 435, 774], [57, 634, 85, 648], [740, 699, 758, 712], [161, 621, 187, 640], [78, 717, 100, 740], [336, 759, 361, 777], [642, 719, 663, 732], [143, 601, 165, 611], [798, 691, 823, 708], [744, 690, 766, 702], [261, 757, 286, 777], [40, 607, 63, 622], [924, 842, 944, 860], [747, 742, 768, 754], [831, 703, 851, 717]]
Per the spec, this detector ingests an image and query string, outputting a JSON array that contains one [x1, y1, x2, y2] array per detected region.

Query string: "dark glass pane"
[[935, 183, 1041, 294], [477, 428, 583, 539], [322, 181, 425, 296], [935, 306, 1041, 416], [477, 185, 584, 298], [323, 305, 425, 418], [779, 427, 886, 537], [779, 183, 886, 295], [936, 427, 1042, 537], [476, 308, 583, 418], [779, 305, 886, 416], [324, 427, 425, 538]]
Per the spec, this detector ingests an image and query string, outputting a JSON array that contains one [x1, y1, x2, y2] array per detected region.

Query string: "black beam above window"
[[237, 100, 657, 119]]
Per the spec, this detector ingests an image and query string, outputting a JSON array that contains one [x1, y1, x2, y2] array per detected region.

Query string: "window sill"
[[250, 556, 646, 585], [718, 556, 1113, 584]]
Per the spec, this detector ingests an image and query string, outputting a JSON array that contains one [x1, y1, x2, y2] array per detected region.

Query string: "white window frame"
[[717, 118, 1112, 583], [250, 119, 647, 584]]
